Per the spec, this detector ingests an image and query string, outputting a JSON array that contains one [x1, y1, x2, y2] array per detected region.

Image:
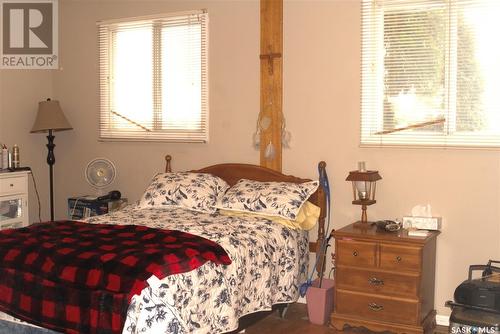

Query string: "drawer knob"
[[396, 256, 402, 262], [368, 302, 384, 311], [10, 184, 14, 187], [368, 277, 384, 286], [352, 250, 358, 257]]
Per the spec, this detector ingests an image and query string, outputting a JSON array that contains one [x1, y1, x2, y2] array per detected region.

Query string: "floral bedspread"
[[85, 205, 308, 334]]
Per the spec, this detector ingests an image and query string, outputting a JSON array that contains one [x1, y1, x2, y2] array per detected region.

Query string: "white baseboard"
[[436, 314, 450, 327]]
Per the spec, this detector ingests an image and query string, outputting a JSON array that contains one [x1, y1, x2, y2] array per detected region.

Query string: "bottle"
[[12, 144, 19, 168], [1, 145, 7, 170], [356, 161, 368, 200]]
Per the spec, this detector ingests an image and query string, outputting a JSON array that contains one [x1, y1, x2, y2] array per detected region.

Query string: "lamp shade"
[[31, 99, 73, 133]]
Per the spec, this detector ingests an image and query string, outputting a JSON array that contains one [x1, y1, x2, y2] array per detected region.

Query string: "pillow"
[[294, 201, 321, 230], [215, 179, 319, 220], [138, 172, 230, 213], [219, 201, 321, 231]]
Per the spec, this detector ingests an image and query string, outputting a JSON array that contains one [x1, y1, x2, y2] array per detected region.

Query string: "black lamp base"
[[46, 129, 55, 221]]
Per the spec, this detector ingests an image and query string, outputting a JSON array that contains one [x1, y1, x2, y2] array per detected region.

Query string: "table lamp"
[[346, 161, 382, 227], [31, 99, 73, 221]]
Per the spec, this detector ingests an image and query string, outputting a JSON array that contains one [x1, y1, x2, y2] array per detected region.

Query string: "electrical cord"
[[328, 268, 335, 279], [328, 253, 336, 279], [28, 169, 42, 223]]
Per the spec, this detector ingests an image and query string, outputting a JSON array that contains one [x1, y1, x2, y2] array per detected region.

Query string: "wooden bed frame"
[[0, 157, 329, 334], [164, 155, 328, 273]]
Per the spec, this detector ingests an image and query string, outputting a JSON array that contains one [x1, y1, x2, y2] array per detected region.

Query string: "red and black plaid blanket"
[[0, 221, 231, 334]]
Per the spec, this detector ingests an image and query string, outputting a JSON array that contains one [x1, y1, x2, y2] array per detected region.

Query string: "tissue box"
[[402, 216, 441, 230]]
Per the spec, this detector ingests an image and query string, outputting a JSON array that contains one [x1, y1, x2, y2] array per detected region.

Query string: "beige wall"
[[1, 0, 499, 318], [283, 0, 500, 316], [52, 0, 260, 211], [0, 70, 54, 222]]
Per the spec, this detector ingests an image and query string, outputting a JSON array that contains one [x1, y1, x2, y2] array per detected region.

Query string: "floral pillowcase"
[[138, 172, 230, 213], [215, 179, 319, 220]]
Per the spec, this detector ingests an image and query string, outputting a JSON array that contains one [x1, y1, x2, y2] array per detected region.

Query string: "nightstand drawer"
[[336, 290, 418, 325], [336, 267, 419, 298], [337, 240, 377, 268], [0, 176, 27, 195], [380, 244, 422, 272]]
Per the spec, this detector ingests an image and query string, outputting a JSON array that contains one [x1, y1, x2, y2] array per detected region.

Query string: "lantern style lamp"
[[346, 162, 382, 227]]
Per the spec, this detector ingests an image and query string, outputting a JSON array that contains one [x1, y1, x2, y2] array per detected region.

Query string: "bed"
[[0, 156, 327, 334]]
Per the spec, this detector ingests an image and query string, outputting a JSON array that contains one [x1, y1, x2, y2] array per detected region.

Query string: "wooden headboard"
[[164, 155, 328, 274]]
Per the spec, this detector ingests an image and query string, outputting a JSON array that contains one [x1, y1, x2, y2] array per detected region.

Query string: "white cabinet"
[[0, 171, 29, 230]]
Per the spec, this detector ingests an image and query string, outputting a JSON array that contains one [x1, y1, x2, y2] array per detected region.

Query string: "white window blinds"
[[361, 0, 500, 147], [98, 11, 208, 142]]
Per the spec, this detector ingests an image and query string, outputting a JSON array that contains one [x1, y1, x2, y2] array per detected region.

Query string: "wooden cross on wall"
[[260, 0, 283, 172], [260, 51, 282, 75]]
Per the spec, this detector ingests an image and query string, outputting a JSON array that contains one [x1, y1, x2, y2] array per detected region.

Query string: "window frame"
[[98, 10, 209, 143], [361, 0, 500, 148]]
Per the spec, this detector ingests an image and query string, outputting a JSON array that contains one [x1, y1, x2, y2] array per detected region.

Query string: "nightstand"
[[331, 223, 439, 334], [0, 171, 30, 230]]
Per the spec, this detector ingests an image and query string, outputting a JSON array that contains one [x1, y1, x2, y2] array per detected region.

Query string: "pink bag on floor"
[[306, 278, 335, 325]]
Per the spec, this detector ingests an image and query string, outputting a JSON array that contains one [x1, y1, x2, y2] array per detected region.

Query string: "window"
[[98, 11, 208, 142], [361, 0, 500, 147]]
